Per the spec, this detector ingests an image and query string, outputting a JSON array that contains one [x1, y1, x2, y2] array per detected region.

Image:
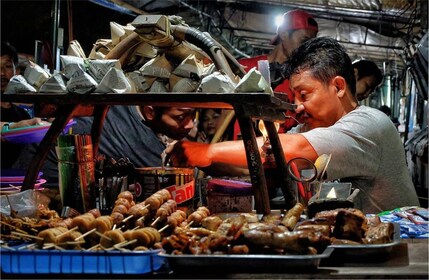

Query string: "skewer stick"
[[56, 226, 78, 240], [18, 243, 38, 250], [112, 224, 117, 230], [43, 243, 55, 249], [87, 244, 101, 251], [136, 215, 146, 222], [151, 216, 161, 226], [58, 240, 85, 246], [11, 231, 44, 241], [122, 215, 134, 223], [74, 228, 97, 240], [158, 224, 169, 233], [0, 221, 16, 229], [185, 220, 194, 228], [94, 230, 112, 241]]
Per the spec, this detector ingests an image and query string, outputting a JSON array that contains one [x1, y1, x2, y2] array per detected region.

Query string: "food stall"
[[1, 5, 428, 279]]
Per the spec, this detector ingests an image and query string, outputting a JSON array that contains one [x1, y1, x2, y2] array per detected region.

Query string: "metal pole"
[[51, 0, 60, 72]]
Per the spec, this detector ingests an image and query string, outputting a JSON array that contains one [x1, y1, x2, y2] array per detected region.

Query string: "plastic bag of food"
[[0, 189, 50, 218]]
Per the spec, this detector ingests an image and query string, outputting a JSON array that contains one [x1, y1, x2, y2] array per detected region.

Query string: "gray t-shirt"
[[297, 105, 419, 213]]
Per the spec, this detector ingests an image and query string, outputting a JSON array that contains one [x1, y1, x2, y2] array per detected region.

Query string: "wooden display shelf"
[[2, 92, 297, 214]]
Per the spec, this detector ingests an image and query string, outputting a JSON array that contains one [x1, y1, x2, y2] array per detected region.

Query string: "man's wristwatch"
[[2, 122, 13, 132]]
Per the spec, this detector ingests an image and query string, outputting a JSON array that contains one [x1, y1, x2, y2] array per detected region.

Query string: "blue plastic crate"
[[0, 248, 165, 274]]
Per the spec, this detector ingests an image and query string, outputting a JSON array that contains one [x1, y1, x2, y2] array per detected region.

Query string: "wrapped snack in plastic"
[[127, 71, 156, 92], [87, 59, 121, 83], [23, 61, 51, 90], [169, 74, 199, 92], [95, 68, 132, 93], [60, 55, 86, 79], [139, 54, 172, 79], [198, 71, 235, 93], [39, 73, 68, 93], [4, 75, 37, 94], [234, 67, 273, 94], [172, 54, 204, 80], [149, 80, 168, 92]]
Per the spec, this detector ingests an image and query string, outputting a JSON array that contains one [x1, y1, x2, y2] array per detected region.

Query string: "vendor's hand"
[[165, 140, 213, 167], [9, 117, 47, 129], [197, 131, 208, 143]]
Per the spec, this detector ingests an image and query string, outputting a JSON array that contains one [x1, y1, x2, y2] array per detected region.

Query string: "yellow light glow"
[[327, 187, 337, 198]]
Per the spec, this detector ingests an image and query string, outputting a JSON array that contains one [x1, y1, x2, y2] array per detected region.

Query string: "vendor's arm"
[[169, 133, 318, 168], [1, 117, 44, 131]]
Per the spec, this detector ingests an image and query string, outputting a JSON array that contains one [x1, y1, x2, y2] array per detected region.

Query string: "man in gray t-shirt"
[[167, 37, 419, 214], [298, 105, 419, 213]]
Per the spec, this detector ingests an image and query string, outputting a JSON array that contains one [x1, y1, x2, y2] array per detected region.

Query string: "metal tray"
[[325, 222, 401, 262], [160, 247, 334, 273]]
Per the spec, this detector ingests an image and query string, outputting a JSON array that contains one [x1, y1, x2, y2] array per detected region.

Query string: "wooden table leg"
[[264, 121, 297, 210], [22, 105, 78, 191], [91, 105, 110, 157], [237, 117, 271, 215]]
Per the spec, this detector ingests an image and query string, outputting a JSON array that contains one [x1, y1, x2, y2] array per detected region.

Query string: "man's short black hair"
[[1, 41, 18, 65], [353, 60, 383, 87]]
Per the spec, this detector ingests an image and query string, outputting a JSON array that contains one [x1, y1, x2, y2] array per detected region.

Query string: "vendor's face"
[[281, 29, 318, 57], [0, 54, 15, 93], [201, 109, 221, 137], [355, 75, 378, 101], [290, 70, 343, 130], [157, 107, 196, 140]]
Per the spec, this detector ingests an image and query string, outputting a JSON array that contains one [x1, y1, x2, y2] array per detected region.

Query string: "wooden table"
[[2, 92, 297, 214]]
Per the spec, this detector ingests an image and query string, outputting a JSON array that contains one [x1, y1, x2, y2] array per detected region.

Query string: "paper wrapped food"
[[126, 71, 156, 92], [66, 65, 98, 94], [4, 75, 37, 94], [198, 71, 235, 93], [234, 67, 273, 94], [23, 60, 51, 90], [169, 74, 199, 92], [139, 54, 172, 78], [149, 80, 169, 92], [67, 40, 87, 58], [38, 73, 68, 93], [110, 22, 135, 46], [95, 68, 132, 93], [61, 55, 86, 79], [87, 59, 121, 83], [89, 39, 114, 59], [172, 54, 204, 80]]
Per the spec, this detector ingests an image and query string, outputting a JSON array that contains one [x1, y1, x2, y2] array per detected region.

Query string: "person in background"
[[14, 105, 196, 185], [353, 59, 383, 101], [379, 105, 400, 128], [236, 9, 319, 137], [1, 41, 43, 168], [166, 37, 419, 214], [196, 108, 222, 143]]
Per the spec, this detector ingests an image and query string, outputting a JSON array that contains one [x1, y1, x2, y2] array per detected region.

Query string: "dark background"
[[1, 0, 134, 64]]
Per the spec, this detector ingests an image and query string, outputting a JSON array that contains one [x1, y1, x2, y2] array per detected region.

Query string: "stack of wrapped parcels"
[[4, 16, 273, 95]]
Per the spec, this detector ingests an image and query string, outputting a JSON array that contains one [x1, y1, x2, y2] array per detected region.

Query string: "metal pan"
[[159, 247, 334, 273]]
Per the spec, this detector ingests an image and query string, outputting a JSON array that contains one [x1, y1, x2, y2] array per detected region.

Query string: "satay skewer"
[[56, 226, 78, 240], [11, 231, 44, 241], [74, 228, 97, 241]]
